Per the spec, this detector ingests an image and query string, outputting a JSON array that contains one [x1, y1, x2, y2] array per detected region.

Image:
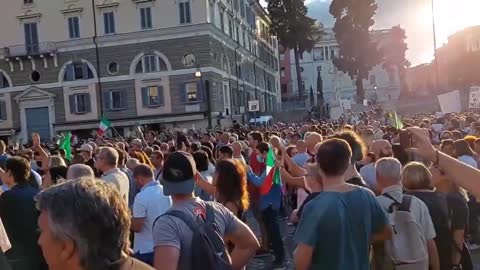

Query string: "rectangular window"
[[140, 7, 153, 30], [240, 0, 245, 17], [24, 0, 33, 5], [280, 68, 285, 77], [219, 10, 225, 32], [209, 2, 215, 24], [69, 93, 91, 114], [330, 47, 335, 59], [68, 17, 80, 39], [235, 24, 240, 42], [186, 82, 198, 102], [228, 16, 233, 37], [24, 22, 39, 54], [142, 86, 164, 107], [281, 84, 287, 94], [241, 28, 245, 47], [179, 0, 191, 24], [103, 12, 115, 34], [233, 0, 239, 11], [313, 48, 321, 61], [110, 90, 125, 110], [75, 94, 88, 113], [370, 75, 376, 85]]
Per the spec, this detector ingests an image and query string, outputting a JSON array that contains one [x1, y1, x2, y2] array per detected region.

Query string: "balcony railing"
[[3, 42, 57, 57]]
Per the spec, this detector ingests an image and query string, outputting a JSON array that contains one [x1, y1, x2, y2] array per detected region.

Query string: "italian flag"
[[259, 146, 281, 195], [97, 118, 111, 136]]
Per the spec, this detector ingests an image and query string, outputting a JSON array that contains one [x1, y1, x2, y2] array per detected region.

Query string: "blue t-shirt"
[[294, 187, 387, 270]]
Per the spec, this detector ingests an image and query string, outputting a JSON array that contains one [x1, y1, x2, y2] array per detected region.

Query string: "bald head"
[[372, 139, 393, 160], [126, 158, 140, 171], [67, 164, 94, 180]]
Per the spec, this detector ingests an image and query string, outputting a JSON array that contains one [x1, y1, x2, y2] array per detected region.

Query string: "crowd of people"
[[1, 111, 480, 270]]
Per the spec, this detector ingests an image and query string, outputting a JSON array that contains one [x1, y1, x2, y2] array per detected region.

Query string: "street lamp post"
[[195, 65, 212, 130], [431, 0, 440, 92]]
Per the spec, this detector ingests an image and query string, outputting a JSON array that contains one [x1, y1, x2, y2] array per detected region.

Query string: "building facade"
[[0, 0, 280, 141], [280, 26, 400, 110]]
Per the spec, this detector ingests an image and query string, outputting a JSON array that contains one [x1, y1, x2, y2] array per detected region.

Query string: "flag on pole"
[[97, 118, 111, 136], [388, 111, 403, 129], [59, 132, 72, 161], [259, 146, 281, 195]]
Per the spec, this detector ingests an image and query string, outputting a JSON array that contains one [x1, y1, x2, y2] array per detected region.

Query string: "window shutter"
[[69, 95, 76, 114], [102, 91, 111, 110], [180, 83, 187, 103], [65, 64, 74, 81], [141, 87, 148, 107], [0, 101, 6, 120], [85, 93, 91, 112], [158, 86, 164, 105], [121, 89, 127, 109], [197, 81, 203, 101]]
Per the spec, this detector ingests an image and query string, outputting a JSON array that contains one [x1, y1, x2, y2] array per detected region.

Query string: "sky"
[[264, 0, 480, 66]]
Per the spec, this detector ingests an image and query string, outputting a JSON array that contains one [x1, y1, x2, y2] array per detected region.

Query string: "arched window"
[[135, 54, 168, 73], [63, 62, 94, 81], [0, 72, 10, 88]]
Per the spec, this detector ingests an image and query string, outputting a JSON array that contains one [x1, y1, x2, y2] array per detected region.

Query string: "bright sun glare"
[[415, 0, 480, 63]]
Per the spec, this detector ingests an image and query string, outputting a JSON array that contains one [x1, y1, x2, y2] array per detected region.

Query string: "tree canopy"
[[330, 0, 381, 102]]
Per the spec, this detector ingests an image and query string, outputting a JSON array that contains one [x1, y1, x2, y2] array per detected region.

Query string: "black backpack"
[[164, 203, 232, 270]]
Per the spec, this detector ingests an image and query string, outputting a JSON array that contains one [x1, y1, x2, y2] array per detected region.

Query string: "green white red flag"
[[97, 118, 111, 136], [259, 145, 281, 195]]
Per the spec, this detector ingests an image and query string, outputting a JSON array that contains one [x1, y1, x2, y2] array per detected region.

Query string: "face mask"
[[256, 155, 264, 163]]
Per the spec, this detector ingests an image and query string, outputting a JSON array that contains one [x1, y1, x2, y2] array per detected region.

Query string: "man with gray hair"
[[66, 164, 94, 180], [36, 177, 154, 270], [375, 157, 440, 270], [95, 147, 130, 205]]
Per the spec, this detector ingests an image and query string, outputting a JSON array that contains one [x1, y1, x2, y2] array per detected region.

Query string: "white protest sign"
[[469, 86, 480, 108], [437, 90, 461, 113], [248, 100, 259, 112]]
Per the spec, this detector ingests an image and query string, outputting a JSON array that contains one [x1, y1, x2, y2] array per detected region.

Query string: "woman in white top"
[[454, 139, 478, 168]]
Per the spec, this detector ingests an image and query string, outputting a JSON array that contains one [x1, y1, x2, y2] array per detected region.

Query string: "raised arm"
[[408, 127, 480, 198], [283, 153, 307, 177]]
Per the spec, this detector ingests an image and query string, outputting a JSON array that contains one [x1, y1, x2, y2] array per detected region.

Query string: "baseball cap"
[[160, 151, 197, 196], [77, 144, 93, 152]]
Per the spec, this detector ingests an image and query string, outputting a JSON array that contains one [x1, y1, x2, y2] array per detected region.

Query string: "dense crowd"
[[1, 112, 480, 270]]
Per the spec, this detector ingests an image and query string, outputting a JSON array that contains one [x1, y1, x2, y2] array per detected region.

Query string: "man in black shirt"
[[0, 157, 45, 270]]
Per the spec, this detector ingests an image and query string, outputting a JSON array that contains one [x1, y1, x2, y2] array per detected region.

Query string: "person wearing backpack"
[[375, 157, 440, 270], [152, 151, 259, 270]]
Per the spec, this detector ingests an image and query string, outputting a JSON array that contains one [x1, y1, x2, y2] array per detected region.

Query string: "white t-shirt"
[[133, 181, 172, 254], [102, 168, 130, 206]]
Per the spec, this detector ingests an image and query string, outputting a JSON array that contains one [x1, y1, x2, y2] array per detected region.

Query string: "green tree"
[[268, 0, 317, 100], [329, 0, 381, 102], [382, 26, 410, 96]]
